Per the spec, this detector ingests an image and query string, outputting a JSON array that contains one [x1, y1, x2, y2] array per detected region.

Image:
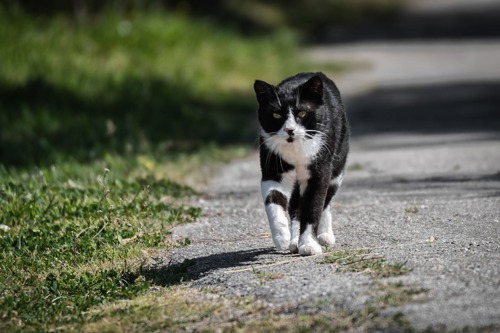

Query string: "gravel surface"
[[151, 3, 500, 329], [163, 135, 500, 331]]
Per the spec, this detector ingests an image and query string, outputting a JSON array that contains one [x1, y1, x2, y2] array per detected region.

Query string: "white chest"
[[268, 135, 322, 166]]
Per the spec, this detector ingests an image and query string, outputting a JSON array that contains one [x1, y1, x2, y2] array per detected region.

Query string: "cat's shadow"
[[142, 246, 284, 287]]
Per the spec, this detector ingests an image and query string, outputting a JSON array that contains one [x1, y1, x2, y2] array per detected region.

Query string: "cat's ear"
[[254, 80, 276, 105], [300, 75, 323, 105]]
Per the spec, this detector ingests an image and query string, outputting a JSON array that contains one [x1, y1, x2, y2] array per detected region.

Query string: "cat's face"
[[254, 75, 324, 144]]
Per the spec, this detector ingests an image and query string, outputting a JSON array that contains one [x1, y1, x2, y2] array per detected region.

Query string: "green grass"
[[252, 268, 285, 285], [320, 249, 412, 278], [0, 145, 250, 331], [0, 8, 326, 167], [404, 206, 420, 214], [347, 162, 364, 171], [0, 160, 201, 331], [52, 284, 427, 333], [0, 6, 343, 332]]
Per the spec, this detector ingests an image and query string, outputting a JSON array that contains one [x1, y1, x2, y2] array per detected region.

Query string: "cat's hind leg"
[[317, 205, 335, 247], [288, 183, 300, 253], [317, 173, 343, 248]]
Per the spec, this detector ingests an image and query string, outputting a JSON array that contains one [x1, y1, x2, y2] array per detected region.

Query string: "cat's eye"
[[273, 113, 282, 119], [298, 111, 307, 118]]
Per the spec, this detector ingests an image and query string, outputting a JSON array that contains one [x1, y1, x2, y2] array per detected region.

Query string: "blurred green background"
[[0, 0, 400, 167]]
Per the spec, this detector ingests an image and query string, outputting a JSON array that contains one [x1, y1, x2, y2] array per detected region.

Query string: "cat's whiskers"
[[259, 134, 277, 149], [265, 149, 272, 175], [259, 139, 269, 148], [278, 151, 284, 173], [277, 153, 285, 174], [304, 131, 333, 157], [260, 132, 285, 174], [261, 137, 288, 175], [305, 129, 325, 136], [309, 130, 341, 160]]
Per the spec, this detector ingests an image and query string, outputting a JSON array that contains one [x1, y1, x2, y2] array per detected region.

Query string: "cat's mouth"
[[287, 137, 294, 143]]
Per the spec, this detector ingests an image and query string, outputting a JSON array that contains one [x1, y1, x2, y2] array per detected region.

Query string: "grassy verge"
[[0, 5, 349, 332], [0, 145, 253, 331], [0, 8, 321, 332], [0, 8, 338, 167], [30, 284, 426, 333], [0, 158, 201, 331], [58, 254, 428, 333]]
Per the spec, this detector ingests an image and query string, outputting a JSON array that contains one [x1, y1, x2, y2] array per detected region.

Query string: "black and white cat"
[[254, 72, 349, 256]]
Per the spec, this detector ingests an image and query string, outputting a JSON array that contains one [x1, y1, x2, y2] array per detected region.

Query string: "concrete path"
[[307, 40, 500, 93], [156, 3, 500, 331]]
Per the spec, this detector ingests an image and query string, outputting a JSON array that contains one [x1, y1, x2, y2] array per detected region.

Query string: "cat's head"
[[254, 74, 325, 144]]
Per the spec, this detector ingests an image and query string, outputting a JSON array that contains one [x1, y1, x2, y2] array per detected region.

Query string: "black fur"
[[255, 72, 349, 245]]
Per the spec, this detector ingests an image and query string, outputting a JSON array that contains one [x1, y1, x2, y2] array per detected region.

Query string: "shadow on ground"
[[346, 80, 500, 138], [0, 77, 258, 166], [316, 2, 500, 43], [345, 172, 500, 201], [143, 247, 279, 286]]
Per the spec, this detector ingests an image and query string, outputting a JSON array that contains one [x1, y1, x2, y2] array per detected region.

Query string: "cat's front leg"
[[298, 179, 329, 256], [261, 175, 294, 251]]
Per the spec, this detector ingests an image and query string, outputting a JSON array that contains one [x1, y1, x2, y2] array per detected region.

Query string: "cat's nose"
[[286, 129, 295, 136]]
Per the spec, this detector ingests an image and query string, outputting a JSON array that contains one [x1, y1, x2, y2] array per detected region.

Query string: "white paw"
[[298, 241, 322, 256], [317, 232, 336, 247], [273, 234, 291, 251], [318, 207, 335, 248], [298, 225, 322, 256], [289, 239, 299, 254]]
